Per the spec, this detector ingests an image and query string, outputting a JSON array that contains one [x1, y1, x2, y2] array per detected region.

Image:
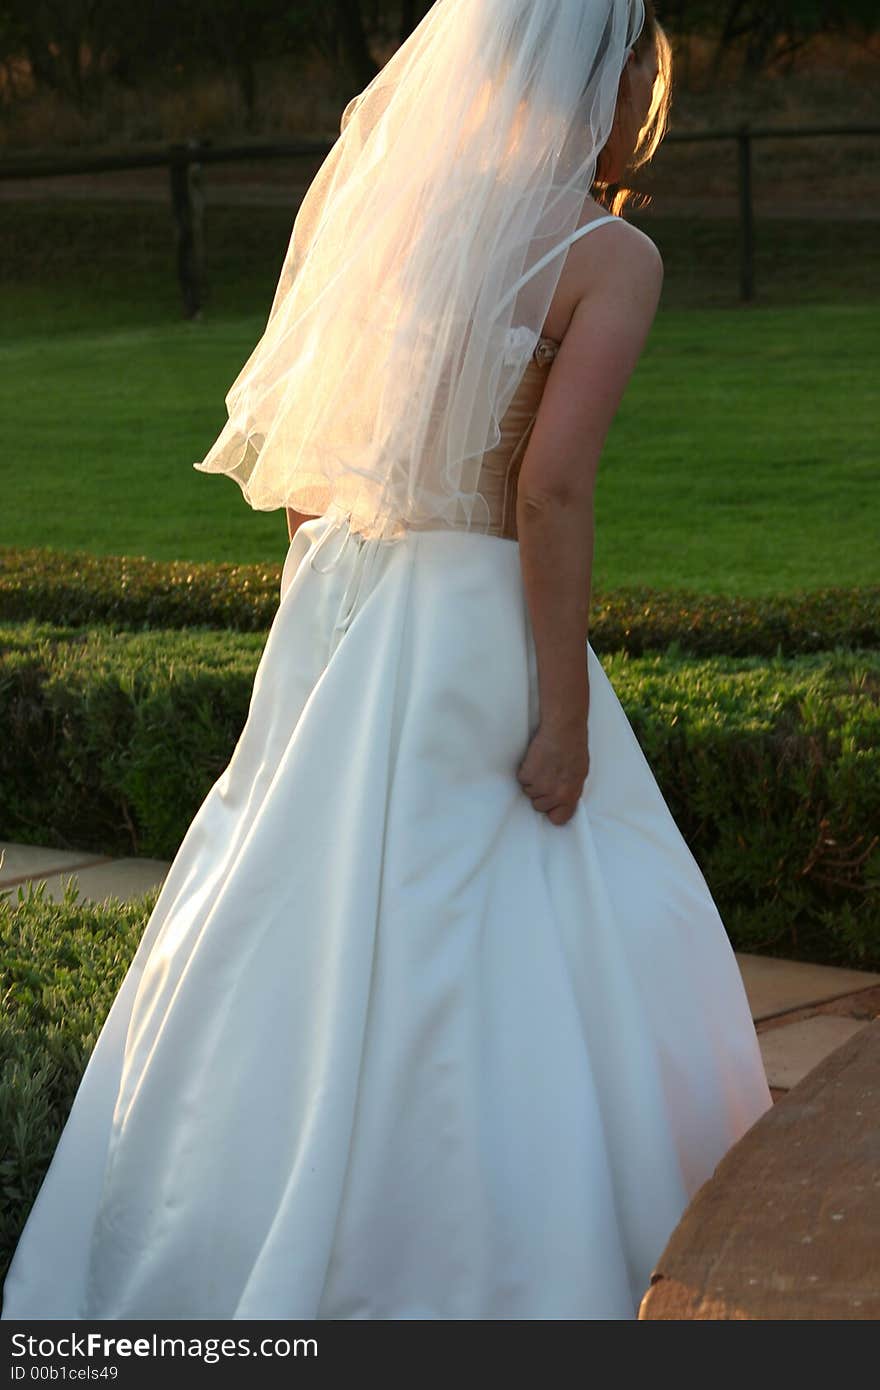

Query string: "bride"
[[2, 0, 772, 1321]]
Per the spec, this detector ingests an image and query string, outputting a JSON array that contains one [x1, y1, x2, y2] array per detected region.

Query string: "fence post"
[[169, 140, 205, 318], [737, 122, 754, 302], [189, 139, 206, 309]]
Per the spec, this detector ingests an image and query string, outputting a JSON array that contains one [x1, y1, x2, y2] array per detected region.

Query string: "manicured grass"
[[2, 317, 286, 564], [2, 202, 877, 591], [596, 301, 879, 593]]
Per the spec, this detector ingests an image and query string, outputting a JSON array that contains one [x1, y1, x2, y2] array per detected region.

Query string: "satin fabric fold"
[[1, 514, 771, 1321]]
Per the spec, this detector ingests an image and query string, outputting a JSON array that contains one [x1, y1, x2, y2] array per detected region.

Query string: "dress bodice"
[[321, 216, 624, 548], [402, 213, 623, 542], [473, 334, 560, 541], [400, 330, 561, 543]]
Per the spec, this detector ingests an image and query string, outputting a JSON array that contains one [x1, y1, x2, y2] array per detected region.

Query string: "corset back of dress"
[[473, 336, 559, 540], [402, 334, 560, 543]]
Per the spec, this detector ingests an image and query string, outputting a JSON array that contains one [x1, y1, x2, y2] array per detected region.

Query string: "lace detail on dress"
[[503, 325, 539, 365]]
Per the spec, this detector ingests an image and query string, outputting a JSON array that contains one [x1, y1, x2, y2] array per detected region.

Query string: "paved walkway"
[[2, 839, 879, 1102]]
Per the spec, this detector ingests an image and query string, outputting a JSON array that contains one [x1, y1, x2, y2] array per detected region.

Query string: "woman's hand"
[[516, 711, 590, 827]]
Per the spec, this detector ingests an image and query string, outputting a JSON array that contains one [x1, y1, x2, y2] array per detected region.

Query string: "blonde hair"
[[593, 1, 673, 214]]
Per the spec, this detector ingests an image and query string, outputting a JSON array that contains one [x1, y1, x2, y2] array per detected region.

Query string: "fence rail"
[[2, 123, 878, 315]]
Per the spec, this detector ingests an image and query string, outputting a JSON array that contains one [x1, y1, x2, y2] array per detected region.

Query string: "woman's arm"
[[515, 229, 663, 823]]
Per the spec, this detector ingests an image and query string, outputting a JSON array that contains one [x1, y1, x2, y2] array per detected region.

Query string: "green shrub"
[[2, 547, 878, 656], [1, 622, 878, 969], [0, 548, 278, 633], [0, 623, 261, 857], [590, 586, 880, 658], [603, 648, 880, 969], [0, 877, 155, 1291]]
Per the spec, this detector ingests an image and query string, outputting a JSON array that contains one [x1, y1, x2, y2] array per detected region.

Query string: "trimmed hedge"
[[0, 547, 278, 634], [0, 622, 260, 861], [602, 648, 880, 972], [0, 878, 153, 1288], [2, 546, 879, 656], [1, 621, 878, 970]]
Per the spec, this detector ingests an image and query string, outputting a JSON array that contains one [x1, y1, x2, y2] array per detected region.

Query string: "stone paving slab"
[[3, 856, 170, 907], [735, 951, 880, 1022], [0, 841, 111, 886], [757, 1014, 872, 1091], [758, 984, 880, 1033], [639, 1019, 880, 1319]]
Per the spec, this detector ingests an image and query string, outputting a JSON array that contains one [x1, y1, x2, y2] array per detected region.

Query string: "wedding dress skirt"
[[1, 509, 773, 1321]]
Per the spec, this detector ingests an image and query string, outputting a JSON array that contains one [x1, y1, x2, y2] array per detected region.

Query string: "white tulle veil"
[[194, 0, 646, 540]]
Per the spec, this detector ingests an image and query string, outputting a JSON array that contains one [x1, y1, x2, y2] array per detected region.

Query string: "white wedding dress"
[[1, 219, 773, 1322]]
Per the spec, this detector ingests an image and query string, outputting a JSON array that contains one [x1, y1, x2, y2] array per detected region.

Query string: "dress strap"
[[564, 213, 620, 248], [495, 213, 621, 316]]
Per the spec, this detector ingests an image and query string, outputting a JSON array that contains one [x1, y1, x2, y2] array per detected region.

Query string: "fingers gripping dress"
[[1, 316, 773, 1325]]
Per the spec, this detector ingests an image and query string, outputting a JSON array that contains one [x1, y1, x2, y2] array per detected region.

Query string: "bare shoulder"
[[569, 216, 658, 322], [584, 217, 663, 287], [552, 218, 664, 368], [546, 212, 662, 343], [615, 219, 663, 272]]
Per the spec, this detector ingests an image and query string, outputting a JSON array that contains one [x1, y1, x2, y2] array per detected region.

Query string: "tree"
[[710, 1, 880, 78], [0, 0, 124, 110]]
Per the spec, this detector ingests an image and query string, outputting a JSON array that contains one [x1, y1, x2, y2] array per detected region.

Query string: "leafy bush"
[[0, 878, 155, 1293], [2, 547, 878, 656], [0, 548, 279, 633], [1, 622, 878, 968], [603, 648, 880, 970], [0, 622, 261, 858]]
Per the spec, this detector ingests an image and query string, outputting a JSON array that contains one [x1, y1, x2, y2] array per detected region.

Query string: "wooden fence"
[[1, 123, 877, 316]]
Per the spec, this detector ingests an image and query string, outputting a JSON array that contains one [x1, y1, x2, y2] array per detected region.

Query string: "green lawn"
[[2, 202, 877, 593], [596, 301, 879, 593]]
